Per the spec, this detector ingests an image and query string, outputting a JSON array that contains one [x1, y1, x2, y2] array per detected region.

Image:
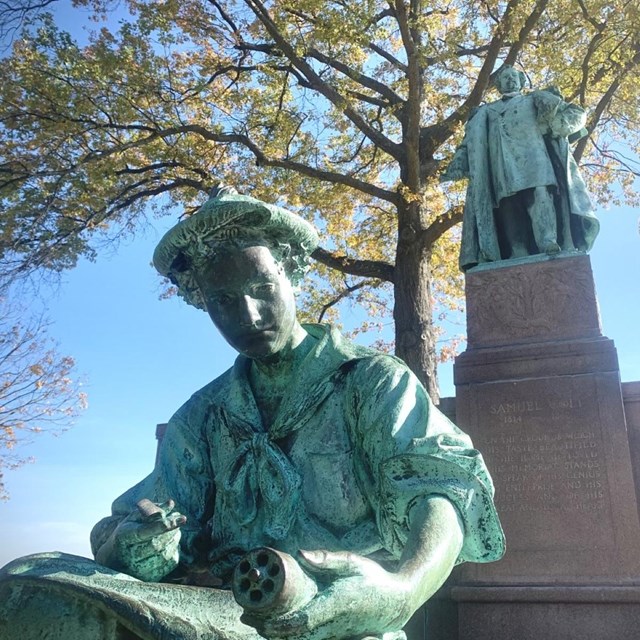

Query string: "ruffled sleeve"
[[345, 355, 505, 565]]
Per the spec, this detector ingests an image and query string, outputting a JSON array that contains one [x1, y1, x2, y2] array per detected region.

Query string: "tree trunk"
[[393, 201, 439, 403]]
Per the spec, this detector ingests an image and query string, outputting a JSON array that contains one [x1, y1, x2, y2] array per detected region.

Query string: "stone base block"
[[455, 363, 640, 584], [455, 255, 640, 585], [623, 382, 640, 520], [464, 254, 602, 349], [454, 586, 640, 640]]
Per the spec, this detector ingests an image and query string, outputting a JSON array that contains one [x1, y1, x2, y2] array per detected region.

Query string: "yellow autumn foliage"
[[1, 0, 639, 396]]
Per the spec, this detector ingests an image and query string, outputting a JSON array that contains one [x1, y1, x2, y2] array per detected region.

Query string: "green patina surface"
[[0, 189, 505, 640], [441, 65, 599, 271]]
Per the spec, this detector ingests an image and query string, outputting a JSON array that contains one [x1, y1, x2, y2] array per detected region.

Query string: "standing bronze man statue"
[[441, 65, 599, 270], [0, 187, 504, 640]]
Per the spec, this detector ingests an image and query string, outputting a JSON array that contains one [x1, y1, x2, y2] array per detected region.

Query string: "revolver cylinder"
[[232, 547, 317, 617]]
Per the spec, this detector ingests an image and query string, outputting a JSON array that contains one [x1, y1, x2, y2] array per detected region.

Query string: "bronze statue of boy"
[[0, 187, 504, 640]]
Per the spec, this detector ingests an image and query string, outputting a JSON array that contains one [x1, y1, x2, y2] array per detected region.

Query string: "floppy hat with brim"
[[153, 186, 319, 310]]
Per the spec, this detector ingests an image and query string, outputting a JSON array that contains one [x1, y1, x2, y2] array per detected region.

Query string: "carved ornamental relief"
[[466, 258, 602, 347]]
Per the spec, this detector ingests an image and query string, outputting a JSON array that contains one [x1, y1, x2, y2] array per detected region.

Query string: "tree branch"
[[0, 0, 58, 46], [503, 0, 550, 66], [590, 139, 640, 177], [242, 0, 402, 161], [312, 247, 395, 283], [307, 47, 404, 107], [114, 161, 210, 180], [574, 42, 640, 162], [418, 205, 464, 250], [368, 41, 408, 73], [172, 124, 399, 204], [392, 0, 423, 191], [317, 279, 373, 322]]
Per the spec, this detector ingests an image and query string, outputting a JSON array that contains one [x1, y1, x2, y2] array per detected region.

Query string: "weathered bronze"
[[441, 65, 599, 270], [0, 188, 505, 640], [232, 547, 318, 617]]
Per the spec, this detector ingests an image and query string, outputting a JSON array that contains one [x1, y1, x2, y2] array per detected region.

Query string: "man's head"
[[494, 65, 526, 95], [153, 186, 318, 358]]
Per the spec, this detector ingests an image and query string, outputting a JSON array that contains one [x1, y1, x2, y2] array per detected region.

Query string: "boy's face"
[[195, 244, 299, 360]]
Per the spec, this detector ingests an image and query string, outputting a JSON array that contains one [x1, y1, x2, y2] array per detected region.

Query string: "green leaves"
[[1, 0, 639, 392]]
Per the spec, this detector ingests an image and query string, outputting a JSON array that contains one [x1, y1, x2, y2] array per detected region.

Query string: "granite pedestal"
[[451, 254, 640, 639]]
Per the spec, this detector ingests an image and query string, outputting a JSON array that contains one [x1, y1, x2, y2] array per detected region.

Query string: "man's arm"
[[533, 89, 587, 139], [245, 354, 501, 640], [248, 495, 463, 640], [91, 397, 215, 581]]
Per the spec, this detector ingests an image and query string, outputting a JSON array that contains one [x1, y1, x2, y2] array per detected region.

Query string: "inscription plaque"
[[474, 379, 610, 551], [458, 371, 640, 583]]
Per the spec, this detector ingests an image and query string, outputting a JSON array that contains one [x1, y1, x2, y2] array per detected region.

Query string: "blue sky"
[[1, 1, 639, 567]]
